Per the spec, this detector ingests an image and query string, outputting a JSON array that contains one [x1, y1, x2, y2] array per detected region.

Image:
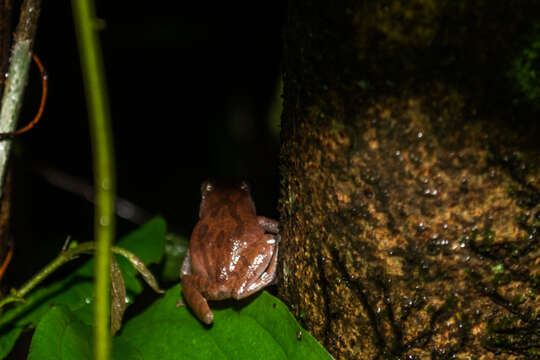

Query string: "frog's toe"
[[202, 311, 214, 325]]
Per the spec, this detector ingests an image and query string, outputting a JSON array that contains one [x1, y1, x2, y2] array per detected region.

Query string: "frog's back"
[[189, 189, 263, 283]]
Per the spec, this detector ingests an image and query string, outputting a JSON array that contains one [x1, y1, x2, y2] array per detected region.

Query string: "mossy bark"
[[278, 1, 540, 359]]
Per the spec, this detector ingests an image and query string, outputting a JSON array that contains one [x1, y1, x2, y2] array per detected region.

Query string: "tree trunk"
[[278, 2, 540, 359]]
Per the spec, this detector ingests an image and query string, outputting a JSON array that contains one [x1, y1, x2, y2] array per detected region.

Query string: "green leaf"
[[240, 288, 330, 359], [76, 217, 166, 293], [116, 217, 166, 264], [27, 305, 141, 360], [0, 327, 22, 359], [0, 217, 166, 359], [27, 305, 94, 360], [161, 233, 189, 282], [115, 284, 332, 360], [112, 337, 144, 360]]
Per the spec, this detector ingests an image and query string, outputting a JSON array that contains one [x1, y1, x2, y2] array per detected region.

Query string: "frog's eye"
[[201, 181, 214, 194], [240, 181, 250, 192]]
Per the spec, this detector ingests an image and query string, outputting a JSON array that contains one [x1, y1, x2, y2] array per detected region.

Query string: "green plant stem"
[[71, 1, 115, 359], [0, 242, 162, 323], [0, 242, 94, 310]]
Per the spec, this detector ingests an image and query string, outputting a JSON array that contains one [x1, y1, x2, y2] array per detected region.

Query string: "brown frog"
[[179, 180, 279, 324]]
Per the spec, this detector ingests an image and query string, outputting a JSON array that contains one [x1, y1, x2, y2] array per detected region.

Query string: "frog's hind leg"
[[233, 234, 279, 299], [178, 250, 214, 324], [181, 274, 214, 325]]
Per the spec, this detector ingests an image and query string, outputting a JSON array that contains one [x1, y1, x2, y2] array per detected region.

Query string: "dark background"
[[9, 1, 285, 283]]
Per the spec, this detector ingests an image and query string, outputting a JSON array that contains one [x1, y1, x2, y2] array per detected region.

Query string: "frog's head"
[[199, 179, 256, 218]]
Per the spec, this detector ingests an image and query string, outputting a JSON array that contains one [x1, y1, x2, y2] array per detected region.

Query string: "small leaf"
[[115, 284, 332, 359], [110, 256, 127, 336], [114, 247, 164, 295]]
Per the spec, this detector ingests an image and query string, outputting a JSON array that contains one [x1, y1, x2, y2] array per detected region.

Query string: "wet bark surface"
[[278, 1, 540, 359]]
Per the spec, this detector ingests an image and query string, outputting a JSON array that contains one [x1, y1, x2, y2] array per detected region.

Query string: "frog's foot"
[[181, 275, 214, 324]]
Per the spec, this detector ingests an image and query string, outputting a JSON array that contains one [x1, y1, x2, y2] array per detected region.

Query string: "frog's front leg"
[[257, 216, 279, 234], [234, 234, 279, 299]]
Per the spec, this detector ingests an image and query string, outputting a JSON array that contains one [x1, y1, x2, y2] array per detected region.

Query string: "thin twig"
[[0, 54, 48, 140], [0, 242, 12, 280], [0, 0, 41, 198], [61, 235, 72, 252]]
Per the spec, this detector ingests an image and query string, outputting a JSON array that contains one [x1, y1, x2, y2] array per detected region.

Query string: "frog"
[[178, 179, 280, 324]]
